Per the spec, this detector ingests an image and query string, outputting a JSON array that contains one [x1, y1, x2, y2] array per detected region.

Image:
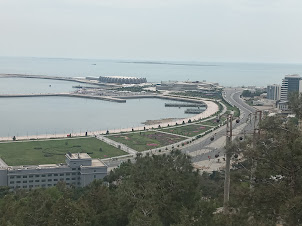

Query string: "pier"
[[165, 103, 206, 107], [184, 108, 206, 114]]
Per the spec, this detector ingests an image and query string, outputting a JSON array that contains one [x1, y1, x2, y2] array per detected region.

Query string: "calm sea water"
[[1, 57, 302, 86], [0, 78, 85, 94], [1, 56, 302, 137], [0, 97, 198, 138]]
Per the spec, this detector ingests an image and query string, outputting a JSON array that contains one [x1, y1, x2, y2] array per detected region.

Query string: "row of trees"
[[241, 89, 265, 98]]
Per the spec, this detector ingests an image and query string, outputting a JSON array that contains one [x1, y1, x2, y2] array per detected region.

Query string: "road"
[[182, 88, 256, 169], [104, 88, 256, 171]]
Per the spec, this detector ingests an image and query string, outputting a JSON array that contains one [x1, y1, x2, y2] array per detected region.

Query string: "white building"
[[267, 84, 280, 100], [0, 153, 107, 189]]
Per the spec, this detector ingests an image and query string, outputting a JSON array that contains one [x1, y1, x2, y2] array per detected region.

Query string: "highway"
[[182, 88, 256, 166]]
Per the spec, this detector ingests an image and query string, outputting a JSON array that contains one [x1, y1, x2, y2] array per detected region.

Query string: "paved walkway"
[[96, 135, 137, 155], [156, 130, 190, 138]]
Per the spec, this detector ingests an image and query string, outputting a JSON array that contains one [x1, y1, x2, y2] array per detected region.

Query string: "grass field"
[[0, 137, 126, 166], [198, 119, 221, 127], [108, 131, 185, 152], [222, 99, 240, 117], [161, 124, 212, 137]]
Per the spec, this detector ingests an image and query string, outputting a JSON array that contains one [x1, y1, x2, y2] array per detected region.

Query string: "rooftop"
[[100, 76, 143, 79], [7, 163, 68, 171], [285, 74, 301, 78], [82, 159, 106, 168], [66, 153, 91, 160]]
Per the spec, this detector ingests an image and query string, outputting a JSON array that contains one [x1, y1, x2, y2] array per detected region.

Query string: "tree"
[[289, 92, 302, 130], [216, 115, 302, 225], [288, 92, 302, 119], [105, 151, 215, 225]]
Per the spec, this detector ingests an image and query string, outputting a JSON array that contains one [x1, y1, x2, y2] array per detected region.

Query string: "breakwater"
[[0, 93, 126, 103], [0, 73, 105, 86]]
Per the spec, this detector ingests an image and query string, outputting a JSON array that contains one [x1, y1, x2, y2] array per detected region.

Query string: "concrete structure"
[[277, 101, 289, 111], [267, 84, 280, 100], [99, 76, 147, 84], [0, 153, 107, 189]]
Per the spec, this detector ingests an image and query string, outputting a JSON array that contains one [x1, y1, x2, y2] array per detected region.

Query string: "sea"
[[1, 56, 302, 138]]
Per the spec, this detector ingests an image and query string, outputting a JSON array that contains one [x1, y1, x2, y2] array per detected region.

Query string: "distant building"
[[278, 74, 302, 110], [280, 74, 301, 102], [156, 81, 199, 91], [99, 76, 147, 84], [0, 153, 107, 190], [267, 84, 280, 100], [156, 81, 219, 92]]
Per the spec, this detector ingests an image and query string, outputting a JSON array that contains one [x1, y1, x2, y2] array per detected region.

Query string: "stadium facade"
[[99, 76, 147, 84]]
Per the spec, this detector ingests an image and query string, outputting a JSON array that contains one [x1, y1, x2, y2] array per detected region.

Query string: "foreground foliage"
[[216, 115, 302, 225], [0, 151, 216, 226]]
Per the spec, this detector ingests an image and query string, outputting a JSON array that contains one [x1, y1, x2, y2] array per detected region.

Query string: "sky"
[[0, 0, 301, 63]]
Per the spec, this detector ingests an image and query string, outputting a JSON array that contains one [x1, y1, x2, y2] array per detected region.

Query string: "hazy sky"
[[0, 0, 301, 63]]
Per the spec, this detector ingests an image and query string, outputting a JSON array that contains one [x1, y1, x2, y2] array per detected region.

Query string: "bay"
[[0, 97, 201, 138]]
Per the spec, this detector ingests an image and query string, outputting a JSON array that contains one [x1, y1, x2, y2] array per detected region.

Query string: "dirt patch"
[[142, 118, 183, 125]]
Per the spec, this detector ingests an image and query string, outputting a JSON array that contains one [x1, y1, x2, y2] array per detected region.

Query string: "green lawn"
[[222, 99, 240, 117], [161, 124, 212, 137], [198, 119, 221, 127], [0, 137, 126, 166], [108, 131, 185, 152]]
